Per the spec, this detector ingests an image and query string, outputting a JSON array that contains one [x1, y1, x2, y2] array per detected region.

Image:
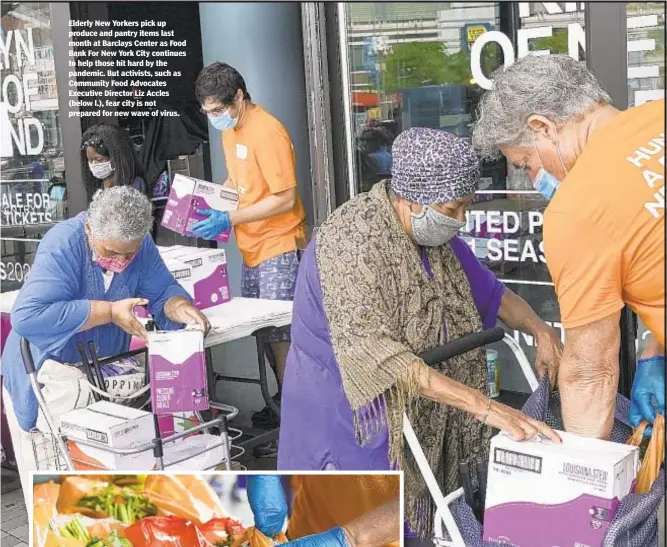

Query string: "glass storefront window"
[[343, 2, 504, 195], [626, 2, 665, 107], [1, 2, 67, 293], [340, 2, 595, 391]]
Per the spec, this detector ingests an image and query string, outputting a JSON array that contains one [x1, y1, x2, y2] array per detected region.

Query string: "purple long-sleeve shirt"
[[277, 235, 505, 474]]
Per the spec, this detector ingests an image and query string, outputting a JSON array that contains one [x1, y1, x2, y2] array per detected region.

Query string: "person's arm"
[[498, 288, 563, 384], [543, 213, 625, 439], [229, 187, 297, 225], [340, 495, 400, 547], [558, 313, 621, 439], [407, 359, 560, 442], [10, 225, 90, 354]]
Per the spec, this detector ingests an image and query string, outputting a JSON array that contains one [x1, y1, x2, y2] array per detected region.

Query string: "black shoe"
[[253, 440, 278, 459], [251, 393, 281, 428]]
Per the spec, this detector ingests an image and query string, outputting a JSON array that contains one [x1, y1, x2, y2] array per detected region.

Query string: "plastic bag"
[[627, 414, 665, 494], [231, 527, 288, 547], [143, 475, 227, 524], [33, 481, 61, 547], [123, 516, 199, 547]]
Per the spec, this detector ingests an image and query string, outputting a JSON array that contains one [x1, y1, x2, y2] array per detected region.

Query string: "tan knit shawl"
[[315, 181, 491, 536]]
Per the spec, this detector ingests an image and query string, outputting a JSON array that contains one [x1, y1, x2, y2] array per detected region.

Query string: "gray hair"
[[87, 186, 153, 242], [471, 54, 612, 160]]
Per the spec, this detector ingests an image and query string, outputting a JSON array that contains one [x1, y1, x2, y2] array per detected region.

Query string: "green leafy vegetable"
[[59, 517, 91, 542], [86, 530, 133, 547], [76, 486, 157, 525]]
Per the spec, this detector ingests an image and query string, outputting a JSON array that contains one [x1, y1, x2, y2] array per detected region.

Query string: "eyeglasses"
[[200, 104, 231, 117]]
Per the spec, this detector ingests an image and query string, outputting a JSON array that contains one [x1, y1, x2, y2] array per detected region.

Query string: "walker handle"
[[419, 327, 504, 366], [20, 337, 36, 374]]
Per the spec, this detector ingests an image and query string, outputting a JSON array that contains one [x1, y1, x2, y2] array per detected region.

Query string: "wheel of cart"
[[404, 327, 665, 547], [21, 337, 243, 472]]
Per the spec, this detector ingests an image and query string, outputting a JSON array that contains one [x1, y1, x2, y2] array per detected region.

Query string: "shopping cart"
[[405, 328, 665, 547], [22, 337, 244, 472]]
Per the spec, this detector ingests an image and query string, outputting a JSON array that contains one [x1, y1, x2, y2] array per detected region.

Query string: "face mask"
[[92, 249, 135, 273], [89, 161, 114, 180], [532, 133, 568, 200], [209, 109, 238, 131], [411, 205, 466, 247], [534, 169, 561, 200]]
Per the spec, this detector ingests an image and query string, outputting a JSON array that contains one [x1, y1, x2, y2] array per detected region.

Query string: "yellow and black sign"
[[466, 25, 489, 47]]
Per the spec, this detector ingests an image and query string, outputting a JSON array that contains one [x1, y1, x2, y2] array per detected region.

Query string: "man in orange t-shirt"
[[194, 62, 307, 443], [472, 55, 665, 441]]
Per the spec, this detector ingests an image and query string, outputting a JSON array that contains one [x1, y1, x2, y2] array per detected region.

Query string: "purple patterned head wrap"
[[390, 127, 480, 204]]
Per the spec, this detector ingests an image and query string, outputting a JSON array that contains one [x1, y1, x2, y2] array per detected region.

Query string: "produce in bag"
[[43, 516, 131, 547], [627, 414, 665, 493], [143, 475, 226, 524], [56, 477, 157, 524], [231, 528, 288, 547]]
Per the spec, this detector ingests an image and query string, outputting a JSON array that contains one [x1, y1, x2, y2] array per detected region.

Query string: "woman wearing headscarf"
[[1, 186, 210, 503], [277, 128, 563, 540]]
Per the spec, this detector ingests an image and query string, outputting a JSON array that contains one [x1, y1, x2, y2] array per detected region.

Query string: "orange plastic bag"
[[143, 475, 227, 524], [232, 527, 288, 547], [33, 481, 61, 547], [627, 414, 665, 494]]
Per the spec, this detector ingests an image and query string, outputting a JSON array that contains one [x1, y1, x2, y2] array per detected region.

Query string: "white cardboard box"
[[483, 431, 639, 547], [59, 401, 156, 470], [159, 246, 230, 309], [161, 174, 238, 243]]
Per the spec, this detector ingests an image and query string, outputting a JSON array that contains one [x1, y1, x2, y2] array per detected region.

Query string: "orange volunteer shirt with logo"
[[222, 104, 307, 268], [287, 475, 400, 547], [544, 99, 665, 346]]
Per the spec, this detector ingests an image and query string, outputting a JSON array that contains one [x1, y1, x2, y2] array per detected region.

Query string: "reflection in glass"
[[626, 2, 665, 107], [1, 2, 67, 293]]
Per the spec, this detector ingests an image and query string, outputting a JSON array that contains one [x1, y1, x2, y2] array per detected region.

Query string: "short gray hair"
[[471, 54, 612, 160], [87, 186, 153, 242]]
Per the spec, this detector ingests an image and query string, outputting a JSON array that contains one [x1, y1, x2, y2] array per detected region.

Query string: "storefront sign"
[[469, 1, 662, 93], [0, 27, 45, 156], [1, 192, 53, 225], [462, 23, 491, 52]]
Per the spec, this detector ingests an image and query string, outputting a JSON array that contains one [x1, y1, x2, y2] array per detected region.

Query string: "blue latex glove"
[[190, 209, 231, 240], [629, 356, 665, 436], [283, 527, 349, 547], [247, 475, 288, 537]]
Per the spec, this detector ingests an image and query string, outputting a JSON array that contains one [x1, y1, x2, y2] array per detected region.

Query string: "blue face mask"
[[209, 109, 238, 131], [533, 133, 568, 200], [534, 168, 561, 200]]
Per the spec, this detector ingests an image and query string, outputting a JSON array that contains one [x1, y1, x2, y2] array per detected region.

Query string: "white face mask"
[[411, 205, 466, 247], [89, 161, 114, 180]]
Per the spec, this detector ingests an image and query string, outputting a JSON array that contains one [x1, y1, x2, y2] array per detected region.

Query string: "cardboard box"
[[160, 246, 230, 309], [59, 401, 156, 470], [483, 431, 639, 547], [161, 174, 238, 243], [163, 435, 226, 470], [148, 328, 208, 414], [163, 257, 195, 298]]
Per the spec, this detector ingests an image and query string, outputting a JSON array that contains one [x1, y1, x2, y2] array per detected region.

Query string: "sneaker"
[[253, 440, 278, 459], [251, 393, 281, 429]]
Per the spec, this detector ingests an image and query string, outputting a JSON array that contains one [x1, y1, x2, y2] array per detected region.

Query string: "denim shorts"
[[241, 250, 300, 343]]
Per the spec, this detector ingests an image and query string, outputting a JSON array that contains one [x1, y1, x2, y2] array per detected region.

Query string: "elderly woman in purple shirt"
[[277, 128, 563, 543]]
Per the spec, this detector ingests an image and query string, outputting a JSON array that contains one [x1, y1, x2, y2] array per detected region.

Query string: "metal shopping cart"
[[22, 337, 245, 472], [404, 328, 665, 547]]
